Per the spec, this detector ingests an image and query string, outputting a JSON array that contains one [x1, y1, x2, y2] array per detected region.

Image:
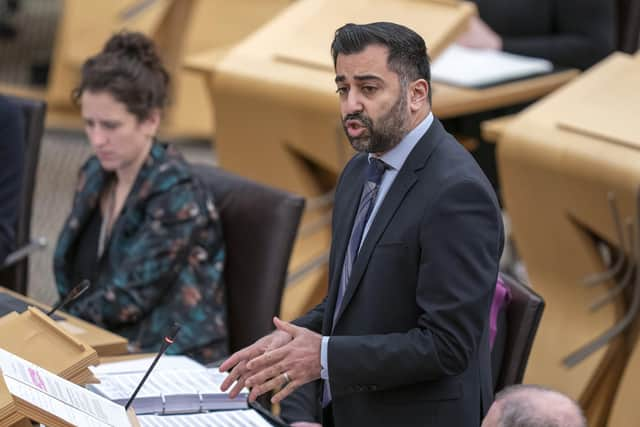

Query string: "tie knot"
[[367, 158, 388, 185]]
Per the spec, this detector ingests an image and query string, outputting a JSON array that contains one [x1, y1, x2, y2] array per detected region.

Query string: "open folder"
[[90, 357, 248, 415]]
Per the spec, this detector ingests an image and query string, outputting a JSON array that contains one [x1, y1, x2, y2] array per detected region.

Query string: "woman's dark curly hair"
[[72, 31, 169, 121]]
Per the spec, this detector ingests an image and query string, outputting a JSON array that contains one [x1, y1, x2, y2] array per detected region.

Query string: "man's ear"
[[408, 79, 429, 112]]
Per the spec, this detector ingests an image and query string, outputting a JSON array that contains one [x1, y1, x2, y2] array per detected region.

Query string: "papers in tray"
[[0, 348, 133, 426], [90, 357, 248, 415], [431, 44, 554, 88], [138, 409, 273, 427], [91, 355, 205, 376]]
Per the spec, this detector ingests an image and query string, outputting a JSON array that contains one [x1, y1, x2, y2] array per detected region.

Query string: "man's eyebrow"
[[353, 74, 383, 83], [334, 74, 384, 83]]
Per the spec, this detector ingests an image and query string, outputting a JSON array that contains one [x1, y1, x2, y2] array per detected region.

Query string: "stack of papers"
[[90, 356, 248, 415], [138, 409, 273, 427], [0, 308, 99, 385], [0, 348, 134, 426], [432, 44, 554, 88], [0, 377, 22, 426]]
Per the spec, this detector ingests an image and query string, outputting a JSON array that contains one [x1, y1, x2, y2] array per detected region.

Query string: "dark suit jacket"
[[471, 0, 615, 70], [292, 118, 503, 426]]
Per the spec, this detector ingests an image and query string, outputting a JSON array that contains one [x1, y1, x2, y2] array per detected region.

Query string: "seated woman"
[[53, 31, 227, 363]]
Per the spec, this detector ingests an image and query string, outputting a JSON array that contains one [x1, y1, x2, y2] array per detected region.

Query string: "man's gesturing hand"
[[244, 317, 322, 404], [219, 325, 292, 398]]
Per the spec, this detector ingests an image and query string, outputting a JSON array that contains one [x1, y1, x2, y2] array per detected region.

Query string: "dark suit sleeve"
[[328, 178, 502, 395], [501, 0, 615, 70], [292, 297, 326, 333], [0, 98, 24, 263]]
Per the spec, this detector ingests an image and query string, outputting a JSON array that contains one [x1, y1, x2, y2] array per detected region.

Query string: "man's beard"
[[342, 91, 409, 154]]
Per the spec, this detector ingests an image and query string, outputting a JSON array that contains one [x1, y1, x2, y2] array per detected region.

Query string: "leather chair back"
[[191, 164, 305, 353], [0, 95, 46, 295], [617, 0, 640, 53], [494, 273, 545, 392]]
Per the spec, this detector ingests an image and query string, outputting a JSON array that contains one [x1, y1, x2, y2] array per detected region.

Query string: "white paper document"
[[138, 409, 273, 427], [90, 367, 248, 414], [92, 355, 206, 376], [431, 44, 554, 88], [0, 348, 132, 426]]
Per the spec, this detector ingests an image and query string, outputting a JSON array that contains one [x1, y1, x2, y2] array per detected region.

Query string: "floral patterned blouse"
[[53, 143, 227, 363]]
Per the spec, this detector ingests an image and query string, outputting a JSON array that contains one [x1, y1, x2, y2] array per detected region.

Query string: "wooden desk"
[[497, 52, 640, 426], [0, 287, 128, 357], [480, 115, 516, 143], [433, 69, 578, 119]]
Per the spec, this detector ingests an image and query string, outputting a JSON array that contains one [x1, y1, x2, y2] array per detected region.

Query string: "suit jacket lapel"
[[333, 118, 447, 325], [324, 161, 366, 332]]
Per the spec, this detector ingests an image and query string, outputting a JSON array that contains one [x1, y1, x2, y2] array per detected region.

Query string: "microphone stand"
[[46, 279, 91, 317], [125, 323, 182, 410]]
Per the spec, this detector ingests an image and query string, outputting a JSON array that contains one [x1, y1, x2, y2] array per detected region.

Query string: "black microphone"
[[124, 322, 182, 410], [46, 279, 91, 317]]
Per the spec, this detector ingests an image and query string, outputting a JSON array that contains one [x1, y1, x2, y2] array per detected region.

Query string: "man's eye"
[[362, 86, 377, 94], [336, 87, 347, 95], [103, 122, 119, 130]]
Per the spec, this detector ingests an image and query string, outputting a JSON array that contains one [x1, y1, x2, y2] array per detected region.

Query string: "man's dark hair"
[[495, 385, 587, 427], [331, 22, 431, 104]]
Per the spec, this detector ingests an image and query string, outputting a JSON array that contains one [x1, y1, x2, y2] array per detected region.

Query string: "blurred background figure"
[[482, 384, 587, 427], [449, 0, 616, 198], [0, 0, 19, 39], [0, 95, 24, 263], [458, 0, 616, 70], [53, 31, 228, 363]]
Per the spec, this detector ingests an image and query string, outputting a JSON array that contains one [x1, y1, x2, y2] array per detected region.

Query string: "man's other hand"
[[219, 324, 292, 398]]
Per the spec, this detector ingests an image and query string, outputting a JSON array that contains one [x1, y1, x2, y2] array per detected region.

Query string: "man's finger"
[[219, 347, 251, 373], [271, 379, 299, 404], [220, 360, 246, 392], [246, 346, 287, 371], [247, 372, 288, 402], [228, 371, 250, 399], [273, 316, 301, 337], [219, 341, 266, 373], [245, 362, 286, 389]]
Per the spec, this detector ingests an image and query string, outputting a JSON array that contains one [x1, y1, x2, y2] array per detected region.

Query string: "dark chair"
[[0, 94, 46, 295], [617, 0, 640, 53], [191, 163, 305, 354], [493, 273, 545, 392]]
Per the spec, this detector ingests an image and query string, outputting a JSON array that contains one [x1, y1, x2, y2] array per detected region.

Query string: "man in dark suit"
[[220, 22, 503, 427]]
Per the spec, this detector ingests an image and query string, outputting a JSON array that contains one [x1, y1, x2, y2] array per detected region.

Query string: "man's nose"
[[344, 91, 364, 114]]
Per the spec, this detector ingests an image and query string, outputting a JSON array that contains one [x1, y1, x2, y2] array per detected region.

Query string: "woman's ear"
[[142, 108, 161, 138]]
